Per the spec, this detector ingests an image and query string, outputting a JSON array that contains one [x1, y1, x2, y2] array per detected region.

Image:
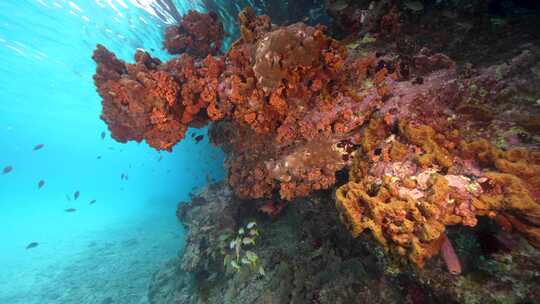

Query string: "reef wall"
[[92, 3, 540, 277]]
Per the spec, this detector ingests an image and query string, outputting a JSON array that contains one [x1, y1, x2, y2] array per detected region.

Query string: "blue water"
[[0, 1, 225, 302]]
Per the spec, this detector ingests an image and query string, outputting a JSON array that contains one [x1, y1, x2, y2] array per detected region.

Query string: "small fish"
[[158, 155, 163, 162], [258, 201, 286, 217], [26, 242, 39, 249], [64, 208, 77, 212], [441, 234, 462, 275], [191, 132, 196, 138], [124, 174, 128, 180], [74, 191, 80, 200], [194, 135, 204, 143], [38, 180, 45, 189], [101, 131, 106, 140], [33, 144, 44, 151], [121, 173, 125, 180], [96, 155, 102, 160], [89, 199, 96, 205], [329, 0, 348, 11], [2, 165, 12, 174], [65, 194, 71, 202]]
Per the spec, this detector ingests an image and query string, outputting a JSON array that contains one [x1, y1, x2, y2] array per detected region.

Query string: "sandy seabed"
[[0, 212, 184, 304]]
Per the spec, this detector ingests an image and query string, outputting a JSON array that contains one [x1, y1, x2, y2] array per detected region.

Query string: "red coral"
[[217, 21, 351, 145], [93, 45, 185, 150], [92, 8, 439, 200], [92, 43, 226, 151], [163, 10, 224, 57], [92, 8, 539, 217]]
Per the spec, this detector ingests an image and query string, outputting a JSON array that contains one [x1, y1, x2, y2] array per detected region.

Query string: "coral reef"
[[94, 7, 382, 199], [336, 118, 540, 267], [163, 10, 224, 57], [93, 5, 540, 273], [92, 45, 223, 151], [93, 45, 185, 151]]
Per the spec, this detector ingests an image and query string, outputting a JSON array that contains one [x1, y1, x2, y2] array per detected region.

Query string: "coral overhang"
[[92, 8, 540, 268]]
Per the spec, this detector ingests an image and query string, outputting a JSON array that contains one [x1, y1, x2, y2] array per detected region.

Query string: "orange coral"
[[93, 45, 225, 151], [336, 120, 540, 267]]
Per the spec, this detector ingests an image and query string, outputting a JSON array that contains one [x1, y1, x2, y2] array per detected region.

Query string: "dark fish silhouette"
[[158, 155, 163, 162], [101, 131, 106, 139], [195, 135, 204, 143], [89, 199, 96, 205], [74, 191, 80, 200], [191, 132, 196, 138], [65, 194, 71, 202], [26, 242, 39, 249], [2, 166, 12, 174], [96, 155, 102, 159], [121, 173, 125, 180], [124, 174, 128, 180], [64, 208, 77, 212], [33, 144, 44, 151], [38, 180, 45, 189]]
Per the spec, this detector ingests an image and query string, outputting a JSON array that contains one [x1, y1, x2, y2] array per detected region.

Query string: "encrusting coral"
[[335, 119, 540, 267]]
